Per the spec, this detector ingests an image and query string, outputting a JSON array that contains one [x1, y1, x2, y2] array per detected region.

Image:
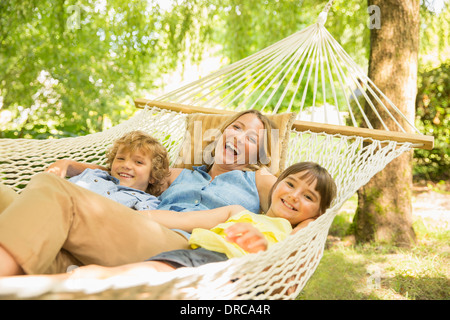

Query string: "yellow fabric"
[[173, 112, 297, 175], [189, 210, 292, 259]]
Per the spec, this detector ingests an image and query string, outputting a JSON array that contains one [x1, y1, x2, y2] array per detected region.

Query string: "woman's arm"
[[45, 159, 106, 178], [145, 205, 245, 233], [167, 167, 183, 185], [255, 168, 278, 213]]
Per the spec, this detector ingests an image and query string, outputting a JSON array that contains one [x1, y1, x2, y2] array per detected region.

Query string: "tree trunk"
[[353, 0, 420, 247]]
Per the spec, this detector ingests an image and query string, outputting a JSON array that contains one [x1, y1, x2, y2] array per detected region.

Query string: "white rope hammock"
[[155, 3, 416, 134], [0, 1, 433, 299]]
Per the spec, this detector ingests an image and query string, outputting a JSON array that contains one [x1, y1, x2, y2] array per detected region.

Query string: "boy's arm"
[[144, 205, 244, 233], [45, 159, 106, 178]]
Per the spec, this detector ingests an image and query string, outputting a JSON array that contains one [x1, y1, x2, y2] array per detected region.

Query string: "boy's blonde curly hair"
[[105, 131, 170, 196]]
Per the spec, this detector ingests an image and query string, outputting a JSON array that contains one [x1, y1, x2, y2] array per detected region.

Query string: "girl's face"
[[266, 171, 322, 226], [214, 113, 265, 170], [110, 145, 153, 192]]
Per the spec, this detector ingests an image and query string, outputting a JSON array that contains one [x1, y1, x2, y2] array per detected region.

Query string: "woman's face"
[[214, 113, 265, 170]]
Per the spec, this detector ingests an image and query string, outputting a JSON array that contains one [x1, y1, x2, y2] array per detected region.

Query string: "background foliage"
[[0, 0, 448, 179], [414, 61, 450, 181]]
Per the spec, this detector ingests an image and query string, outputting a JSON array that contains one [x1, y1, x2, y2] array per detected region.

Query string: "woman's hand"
[[225, 222, 268, 253]]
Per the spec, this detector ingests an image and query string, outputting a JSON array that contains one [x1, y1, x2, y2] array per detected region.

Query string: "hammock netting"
[[0, 1, 431, 299]]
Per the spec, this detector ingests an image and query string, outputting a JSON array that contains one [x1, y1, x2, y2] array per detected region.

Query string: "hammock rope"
[[0, 0, 433, 299], [155, 1, 419, 136], [0, 106, 415, 299]]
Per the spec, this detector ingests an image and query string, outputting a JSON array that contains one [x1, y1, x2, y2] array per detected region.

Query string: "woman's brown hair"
[[206, 109, 278, 172]]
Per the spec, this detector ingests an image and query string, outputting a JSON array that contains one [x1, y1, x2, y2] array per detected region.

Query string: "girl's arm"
[[226, 217, 316, 255], [227, 217, 316, 254], [225, 223, 268, 253], [145, 205, 245, 233]]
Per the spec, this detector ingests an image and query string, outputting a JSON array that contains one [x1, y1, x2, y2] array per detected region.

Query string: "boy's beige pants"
[[0, 173, 189, 274]]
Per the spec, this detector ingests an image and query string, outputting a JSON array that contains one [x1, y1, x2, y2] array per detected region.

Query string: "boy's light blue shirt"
[[68, 168, 160, 211]]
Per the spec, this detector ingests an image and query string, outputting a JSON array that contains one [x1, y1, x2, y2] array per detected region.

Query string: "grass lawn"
[[298, 189, 450, 300]]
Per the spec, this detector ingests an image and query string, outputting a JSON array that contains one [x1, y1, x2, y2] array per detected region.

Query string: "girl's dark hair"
[[268, 162, 337, 215]]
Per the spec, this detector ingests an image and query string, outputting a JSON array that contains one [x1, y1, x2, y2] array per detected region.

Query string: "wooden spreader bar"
[[134, 98, 434, 150]]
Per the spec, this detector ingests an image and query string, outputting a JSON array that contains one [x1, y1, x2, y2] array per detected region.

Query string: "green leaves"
[[0, 0, 369, 139], [0, 0, 200, 138], [1, 0, 448, 176], [414, 61, 450, 181]]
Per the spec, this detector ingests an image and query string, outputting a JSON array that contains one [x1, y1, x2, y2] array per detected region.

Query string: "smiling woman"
[[215, 113, 264, 167], [199, 110, 279, 176], [157, 110, 280, 216], [210, 112, 267, 169]]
